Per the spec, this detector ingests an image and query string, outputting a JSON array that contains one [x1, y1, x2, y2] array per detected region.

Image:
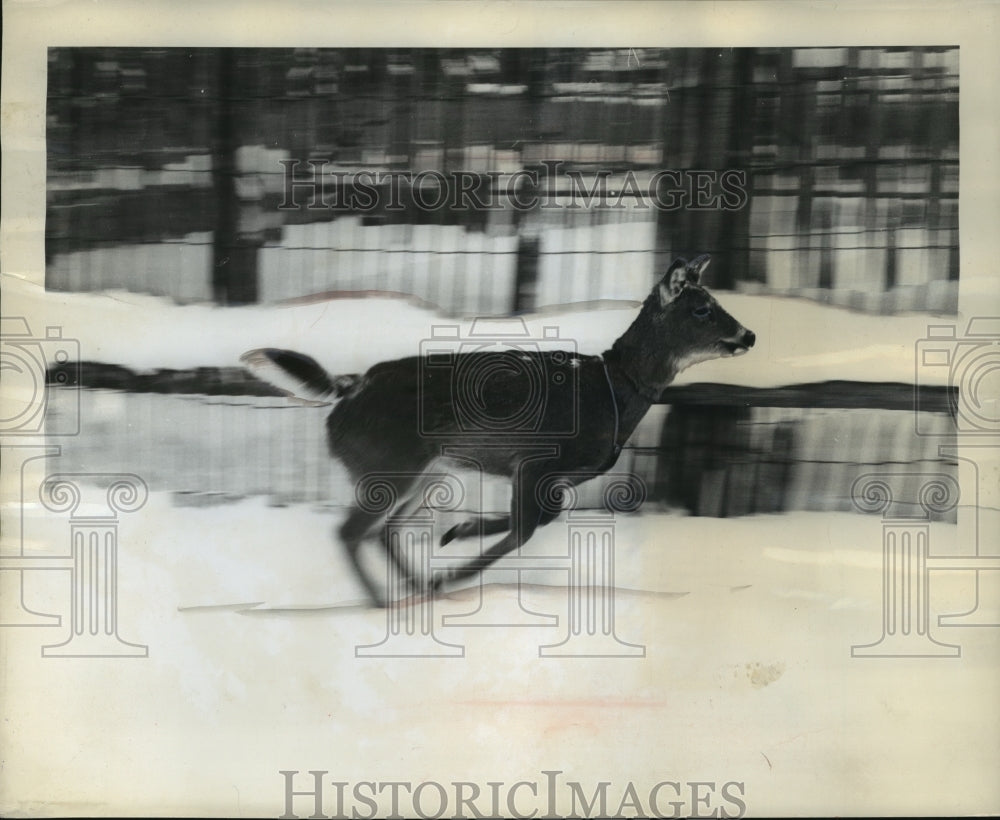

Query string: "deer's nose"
[[743, 330, 756, 348]]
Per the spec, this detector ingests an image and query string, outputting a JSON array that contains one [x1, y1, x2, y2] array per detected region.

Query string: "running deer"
[[242, 254, 755, 606]]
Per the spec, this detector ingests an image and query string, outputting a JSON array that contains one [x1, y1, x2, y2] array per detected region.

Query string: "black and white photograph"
[[2, 1, 998, 816]]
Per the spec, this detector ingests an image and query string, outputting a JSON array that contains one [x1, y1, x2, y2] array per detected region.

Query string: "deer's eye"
[[693, 304, 713, 320]]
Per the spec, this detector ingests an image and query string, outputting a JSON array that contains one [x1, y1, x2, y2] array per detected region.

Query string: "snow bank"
[[7, 277, 957, 387]]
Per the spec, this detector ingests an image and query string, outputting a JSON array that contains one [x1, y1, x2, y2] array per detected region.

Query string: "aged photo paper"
[[2, 1, 998, 816]]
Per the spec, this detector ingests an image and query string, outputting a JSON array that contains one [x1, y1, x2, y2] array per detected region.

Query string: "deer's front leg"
[[433, 473, 562, 588], [439, 514, 511, 546]]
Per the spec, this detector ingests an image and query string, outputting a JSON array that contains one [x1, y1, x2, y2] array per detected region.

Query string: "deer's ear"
[[687, 253, 711, 283], [659, 257, 695, 305]]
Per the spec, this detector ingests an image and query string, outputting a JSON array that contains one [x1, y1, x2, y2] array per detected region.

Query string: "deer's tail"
[[240, 348, 361, 403]]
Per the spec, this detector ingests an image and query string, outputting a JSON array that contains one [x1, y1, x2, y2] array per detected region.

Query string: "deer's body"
[[328, 350, 628, 482], [243, 254, 755, 606]]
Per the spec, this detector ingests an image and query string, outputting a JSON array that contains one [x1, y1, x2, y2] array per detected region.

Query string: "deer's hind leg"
[[339, 473, 424, 606], [338, 505, 393, 607], [380, 485, 430, 593]]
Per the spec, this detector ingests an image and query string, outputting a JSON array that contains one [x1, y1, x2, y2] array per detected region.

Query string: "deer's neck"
[[605, 305, 681, 401], [601, 347, 664, 447]]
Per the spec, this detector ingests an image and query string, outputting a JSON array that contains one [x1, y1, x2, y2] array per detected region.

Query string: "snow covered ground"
[[2, 494, 998, 817]]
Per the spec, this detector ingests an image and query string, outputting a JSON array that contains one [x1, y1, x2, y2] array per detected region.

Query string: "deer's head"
[[611, 254, 756, 394]]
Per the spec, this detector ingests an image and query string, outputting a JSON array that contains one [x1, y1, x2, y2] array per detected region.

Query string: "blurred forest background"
[[46, 47, 958, 314]]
